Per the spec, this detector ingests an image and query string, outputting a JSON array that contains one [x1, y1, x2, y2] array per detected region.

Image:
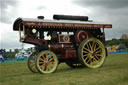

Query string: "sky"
[[0, 0, 128, 50]]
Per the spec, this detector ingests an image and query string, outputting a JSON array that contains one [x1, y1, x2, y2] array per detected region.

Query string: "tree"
[[14, 49, 19, 53], [118, 44, 127, 50], [105, 38, 128, 49]]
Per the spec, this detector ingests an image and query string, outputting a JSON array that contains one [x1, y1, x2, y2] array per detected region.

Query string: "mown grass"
[[0, 53, 128, 85]]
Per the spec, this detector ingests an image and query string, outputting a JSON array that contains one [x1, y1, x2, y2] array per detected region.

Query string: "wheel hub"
[[89, 51, 94, 58], [90, 54, 94, 58]]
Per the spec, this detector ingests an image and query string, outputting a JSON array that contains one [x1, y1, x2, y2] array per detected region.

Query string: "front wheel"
[[27, 53, 38, 73], [36, 51, 58, 74], [78, 38, 106, 68]]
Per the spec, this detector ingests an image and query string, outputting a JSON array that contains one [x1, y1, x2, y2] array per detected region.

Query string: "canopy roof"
[[13, 18, 112, 31]]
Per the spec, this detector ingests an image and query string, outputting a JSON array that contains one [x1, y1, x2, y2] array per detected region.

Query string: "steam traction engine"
[[13, 15, 112, 74]]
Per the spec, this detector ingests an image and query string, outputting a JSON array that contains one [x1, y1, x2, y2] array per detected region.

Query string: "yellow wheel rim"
[[78, 38, 106, 68], [36, 51, 58, 74]]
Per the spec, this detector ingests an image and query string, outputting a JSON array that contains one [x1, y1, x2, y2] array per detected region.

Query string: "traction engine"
[[13, 15, 112, 74]]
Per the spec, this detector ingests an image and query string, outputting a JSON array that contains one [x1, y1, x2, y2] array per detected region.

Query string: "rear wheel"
[[36, 51, 58, 74], [27, 53, 38, 73], [78, 38, 106, 68]]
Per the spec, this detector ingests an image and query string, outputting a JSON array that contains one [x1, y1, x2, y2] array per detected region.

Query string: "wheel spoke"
[[83, 47, 91, 53], [89, 57, 92, 65], [42, 55, 45, 59], [86, 43, 90, 50], [84, 56, 89, 62], [93, 56, 98, 62], [95, 47, 100, 52], [46, 54, 49, 61], [40, 64, 46, 71], [39, 61, 44, 64], [88, 42, 92, 50], [83, 51, 88, 53], [83, 54, 88, 57], [46, 65, 49, 71], [86, 58, 90, 64], [93, 42, 97, 52], [95, 50, 101, 54], [49, 58, 54, 62], [94, 55, 100, 60], [95, 53, 102, 57], [91, 41, 95, 51], [39, 57, 44, 61], [92, 56, 98, 64], [86, 54, 91, 64]]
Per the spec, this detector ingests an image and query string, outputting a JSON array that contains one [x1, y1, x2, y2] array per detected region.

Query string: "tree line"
[[105, 38, 128, 50]]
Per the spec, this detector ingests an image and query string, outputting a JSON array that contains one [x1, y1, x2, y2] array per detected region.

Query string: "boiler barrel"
[[53, 14, 88, 21]]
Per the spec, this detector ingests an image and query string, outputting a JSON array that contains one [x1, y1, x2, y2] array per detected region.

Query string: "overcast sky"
[[0, 0, 128, 50]]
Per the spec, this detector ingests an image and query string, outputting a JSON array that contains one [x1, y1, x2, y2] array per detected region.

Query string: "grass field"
[[0, 53, 128, 85]]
